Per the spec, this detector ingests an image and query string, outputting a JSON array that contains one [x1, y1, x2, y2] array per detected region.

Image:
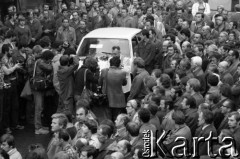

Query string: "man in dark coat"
[[217, 99, 235, 134], [128, 57, 149, 101], [195, 109, 217, 157], [57, 55, 79, 115], [100, 56, 127, 121], [181, 96, 198, 136], [96, 125, 114, 159], [135, 29, 156, 73]]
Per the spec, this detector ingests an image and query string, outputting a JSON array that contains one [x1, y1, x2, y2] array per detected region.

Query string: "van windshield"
[[77, 38, 131, 58]]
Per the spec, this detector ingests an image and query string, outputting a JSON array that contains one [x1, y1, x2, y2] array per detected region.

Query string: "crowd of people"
[[0, 0, 240, 158]]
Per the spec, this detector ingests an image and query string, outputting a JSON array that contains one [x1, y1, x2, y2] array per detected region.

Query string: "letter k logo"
[[156, 130, 173, 158]]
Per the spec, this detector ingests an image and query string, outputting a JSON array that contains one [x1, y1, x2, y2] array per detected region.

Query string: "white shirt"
[[192, 2, 211, 16]]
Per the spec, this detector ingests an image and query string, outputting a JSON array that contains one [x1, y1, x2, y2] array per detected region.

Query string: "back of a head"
[[59, 55, 69, 66], [202, 109, 214, 125], [58, 129, 70, 142], [138, 108, 151, 123], [63, 48, 76, 56], [172, 110, 185, 125], [100, 119, 115, 132], [191, 56, 202, 66], [126, 122, 140, 137], [133, 57, 145, 68], [41, 50, 55, 61], [110, 56, 121, 67], [99, 124, 113, 138]]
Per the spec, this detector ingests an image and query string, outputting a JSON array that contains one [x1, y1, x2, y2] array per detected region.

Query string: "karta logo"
[[142, 130, 239, 158]]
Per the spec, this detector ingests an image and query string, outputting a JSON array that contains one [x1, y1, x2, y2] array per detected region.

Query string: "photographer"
[[57, 53, 79, 115], [1, 44, 23, 134], [33, 50, 54, 135]]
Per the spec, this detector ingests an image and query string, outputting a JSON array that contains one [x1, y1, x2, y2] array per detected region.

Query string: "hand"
[[103, 8, 107, 15], [14, 63, 22, 69], [119, 3, 123, 8], [32, 38, 36, 42], [44, 29, 50, 33]]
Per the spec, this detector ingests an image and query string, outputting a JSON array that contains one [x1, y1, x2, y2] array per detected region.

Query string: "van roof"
[[84, 27, 142, 39]]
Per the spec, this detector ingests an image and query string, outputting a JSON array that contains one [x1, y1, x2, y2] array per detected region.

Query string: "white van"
[[76, 27, 142, 93]]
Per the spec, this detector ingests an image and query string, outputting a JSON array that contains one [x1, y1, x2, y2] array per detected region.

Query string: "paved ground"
[[12, 124, 51, 158]]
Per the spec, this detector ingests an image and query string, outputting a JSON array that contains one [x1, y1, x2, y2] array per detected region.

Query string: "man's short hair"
[[1, 134, 15, 148], [191, 56, 202, 66], [172, 110, 185, 125], [84, 119, 98, 134], [133, 57, 145, 68], [59, 55, 69, 66], [138, 108, 151, 123], [220, 83, 232, 98], [2, 44, 12, 54], [58, 129, 70, 142], [99, 124, 113, 138], [207, 74, 219, 86], [110, 56, 121, 67], [188, 78, 201, 92], [224, 99, 236, 112], [180, 28, 191, 38], [184, 96, 196, 109], [231, 49, 239, 59], [52, 113, 68, 129], [142, 29, 150, 39], [118, 114, 130, 127], [202, 109, 214, 124], [126, 122, 140, 137], [228, 111, 240, 122], [147, 103, 158, 116]]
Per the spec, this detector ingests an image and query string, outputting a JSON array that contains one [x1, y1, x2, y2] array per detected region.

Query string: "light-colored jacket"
[[8, 148, 22, 159]]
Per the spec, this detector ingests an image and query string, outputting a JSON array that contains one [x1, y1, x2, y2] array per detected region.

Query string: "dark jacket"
[[192, 67, 206, 95], [217, 116, 229, 135], [35, 59, 53, 80], [74, 66, 99, 96], [184, 108, 198, 136], [128, 68, 149, 101], [100, 67, 127, 108], [75, 28, 88, 45], [164, 124, 192, 157], [14, 25, 32, 46], [135, 40, 156, 71], [231, 81, 240, 107], [57, 56, 79, 104], [96, 139, 115, 159], [195, 124, 217, 157], [27, 19, 42, 40]]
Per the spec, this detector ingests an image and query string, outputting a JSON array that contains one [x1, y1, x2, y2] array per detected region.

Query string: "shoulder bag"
[[80, 69, 93, 103], [30, 60, 52, 91]]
